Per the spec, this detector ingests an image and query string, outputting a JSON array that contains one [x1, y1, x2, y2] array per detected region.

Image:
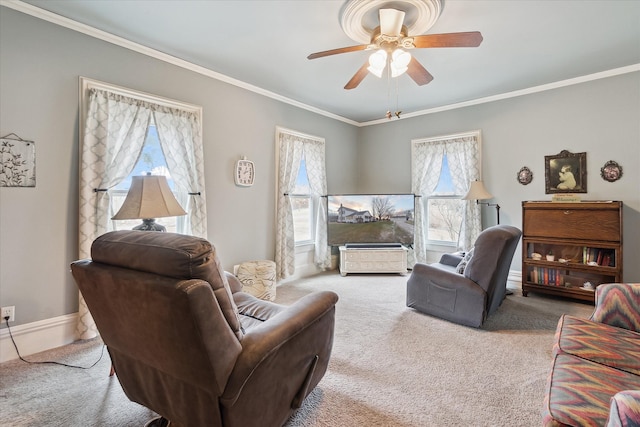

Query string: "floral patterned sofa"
[[543, 283, 640, 426]]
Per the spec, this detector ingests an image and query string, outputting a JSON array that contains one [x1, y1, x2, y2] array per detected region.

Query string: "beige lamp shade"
[[462, 180, 493, 201], [112, 175, 186, 220]]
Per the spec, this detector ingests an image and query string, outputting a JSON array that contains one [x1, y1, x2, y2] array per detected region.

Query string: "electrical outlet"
[[1, 306, 15, 322]]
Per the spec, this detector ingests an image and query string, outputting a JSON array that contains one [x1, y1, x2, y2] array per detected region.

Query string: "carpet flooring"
[[0, 272, 594, 426]]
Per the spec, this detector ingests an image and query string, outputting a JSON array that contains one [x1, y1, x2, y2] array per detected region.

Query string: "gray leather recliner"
[[406, 225, 522, 327], [71, 230, 338, 427]]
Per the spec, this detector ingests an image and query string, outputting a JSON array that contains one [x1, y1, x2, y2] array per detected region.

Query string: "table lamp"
[[462, 180, 500, 225], [112, 174, 186, 232]]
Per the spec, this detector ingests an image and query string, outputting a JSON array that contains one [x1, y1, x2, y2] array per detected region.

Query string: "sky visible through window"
[[113, 125, 174, 191], [434, 154, 455, 194], [295, 154, 455, 196], [295, 156, 310, 193]]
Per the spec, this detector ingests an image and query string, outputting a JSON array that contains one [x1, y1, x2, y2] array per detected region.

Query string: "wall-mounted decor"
[[600, 160, 622, 182], [544, 150, 586, 194], [1, 133, 36, 187], [517, 166, 533, 185], [234, 156, 255, 187]]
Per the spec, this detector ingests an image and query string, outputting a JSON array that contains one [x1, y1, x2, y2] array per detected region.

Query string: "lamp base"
[[133, 219, 166, 232]]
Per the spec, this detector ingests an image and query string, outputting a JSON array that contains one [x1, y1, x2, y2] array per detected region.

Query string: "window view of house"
[[427, 154, 463, 244]]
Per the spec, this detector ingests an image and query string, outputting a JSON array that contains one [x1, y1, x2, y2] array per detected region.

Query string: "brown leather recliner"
[[71, 230, 338, 427], [406, 225, 522, 328]]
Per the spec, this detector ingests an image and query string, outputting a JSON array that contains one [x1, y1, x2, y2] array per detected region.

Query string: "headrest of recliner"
[[91, 230, 243, 339], [91, 230, 221, 285]]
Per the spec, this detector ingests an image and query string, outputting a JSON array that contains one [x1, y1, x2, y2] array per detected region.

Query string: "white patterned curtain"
[[153, 108, 207, 238], [275, 133, 304, 279], [275, 129, 329, 279], [446, 137, 482, 250], [303, 139, 330, 269], [78, 89, 151, 339], [78, 84, 205, 339], [411, 131, 482, 264], [411, 140, 445, 264]]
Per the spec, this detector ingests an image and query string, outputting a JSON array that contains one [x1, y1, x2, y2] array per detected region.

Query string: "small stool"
[[235, 260, 277, 301]]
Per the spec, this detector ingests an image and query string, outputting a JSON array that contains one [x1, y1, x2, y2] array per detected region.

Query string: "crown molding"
[[2, 1, 638, 128], [1, 0, 359, 126], [361, 64, 640, 126]]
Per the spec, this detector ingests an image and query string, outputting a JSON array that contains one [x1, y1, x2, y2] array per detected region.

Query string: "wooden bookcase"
[[521, 201, 623, 302]]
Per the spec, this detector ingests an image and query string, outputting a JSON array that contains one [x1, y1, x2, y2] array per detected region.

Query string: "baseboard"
[[0, 313, 78, 363], [508, 270, 523, 289]]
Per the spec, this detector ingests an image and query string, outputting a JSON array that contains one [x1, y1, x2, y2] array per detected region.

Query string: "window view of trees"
[[427, 154, 463, 244], [372, 196, 395, 220]]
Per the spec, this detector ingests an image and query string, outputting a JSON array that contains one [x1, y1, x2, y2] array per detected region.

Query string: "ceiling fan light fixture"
[[392, 49, 411, 68], [390, 49, 411, 77], [368, 49, 387, 78], [391, 66, 408, 78]]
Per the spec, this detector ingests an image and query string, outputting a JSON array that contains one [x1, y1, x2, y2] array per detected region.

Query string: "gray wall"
[[0, 8, 358, 327], [358, 72, 640, 278], [1, 7, 638, 329]]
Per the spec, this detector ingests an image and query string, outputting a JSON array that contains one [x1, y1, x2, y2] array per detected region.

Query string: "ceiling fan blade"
[[406, 57, 434, 86], [411, 31, 483, 48], [379, 8, 405, 36], [344, 61, 370, 90], [307, 44, 368, 60]]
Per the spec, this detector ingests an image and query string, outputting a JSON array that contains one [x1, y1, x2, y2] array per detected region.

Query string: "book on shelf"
[[529, 267, 564, 286], [582, 247, 615, 266]]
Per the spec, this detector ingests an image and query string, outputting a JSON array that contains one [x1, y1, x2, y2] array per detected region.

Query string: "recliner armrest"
[[220, 290, 339, 406], [439, 253, 464, 268], [225, 271, 243, 293]]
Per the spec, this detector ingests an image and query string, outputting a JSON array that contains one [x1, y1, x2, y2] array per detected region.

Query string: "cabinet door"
[[523, 208, 620, 241]]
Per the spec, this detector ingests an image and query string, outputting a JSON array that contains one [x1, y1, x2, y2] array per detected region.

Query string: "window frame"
[[79, 77, 203, 237], [412, 130, 483, 249]]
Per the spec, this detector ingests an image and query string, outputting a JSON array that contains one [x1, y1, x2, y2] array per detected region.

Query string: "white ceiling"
[[15, 0, 640, 123]]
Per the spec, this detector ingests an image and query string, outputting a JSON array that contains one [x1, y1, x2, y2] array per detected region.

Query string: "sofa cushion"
[[591, 283, 640, 332], [455, 248, 474, 274], [554, 315, 640, 376], [543, 353, 640, 427], [606, 390, 640, 427]]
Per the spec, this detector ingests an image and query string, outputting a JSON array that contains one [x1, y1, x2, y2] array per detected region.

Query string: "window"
[[275, 126, 330, 279], [426, 154, 463, 244], [291, 155, 314, 245], [411, 130, 482, 262], [110, 121, 182, 233]]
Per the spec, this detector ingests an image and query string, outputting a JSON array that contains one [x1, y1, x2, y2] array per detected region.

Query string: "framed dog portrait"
[[545, 150, 586, 194]]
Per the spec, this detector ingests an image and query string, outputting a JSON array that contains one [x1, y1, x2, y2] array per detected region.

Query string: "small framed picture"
[[517, 166, 533, 185], [600, 160, 622, 182], [545, 150, 586, 194]]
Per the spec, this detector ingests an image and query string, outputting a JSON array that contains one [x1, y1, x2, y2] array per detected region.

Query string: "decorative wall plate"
[[517, 166, 533, 185], [600, 160, 622, 182]]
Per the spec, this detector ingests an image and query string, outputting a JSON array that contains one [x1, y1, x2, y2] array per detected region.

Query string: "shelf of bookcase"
[[523, 259, 619, 273], [521, 201, 623, 303], [520, 282, 596, 302]]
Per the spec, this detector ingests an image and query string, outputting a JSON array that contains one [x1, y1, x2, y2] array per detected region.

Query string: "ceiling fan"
[[308, 8, 483, 90]]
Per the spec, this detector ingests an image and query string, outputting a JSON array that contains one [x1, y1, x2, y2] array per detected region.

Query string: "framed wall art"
[[1, 133, 36, 187], [517, 166, 533, 185], [600, 160, 622, 182], [544, 150, 586, 194]]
